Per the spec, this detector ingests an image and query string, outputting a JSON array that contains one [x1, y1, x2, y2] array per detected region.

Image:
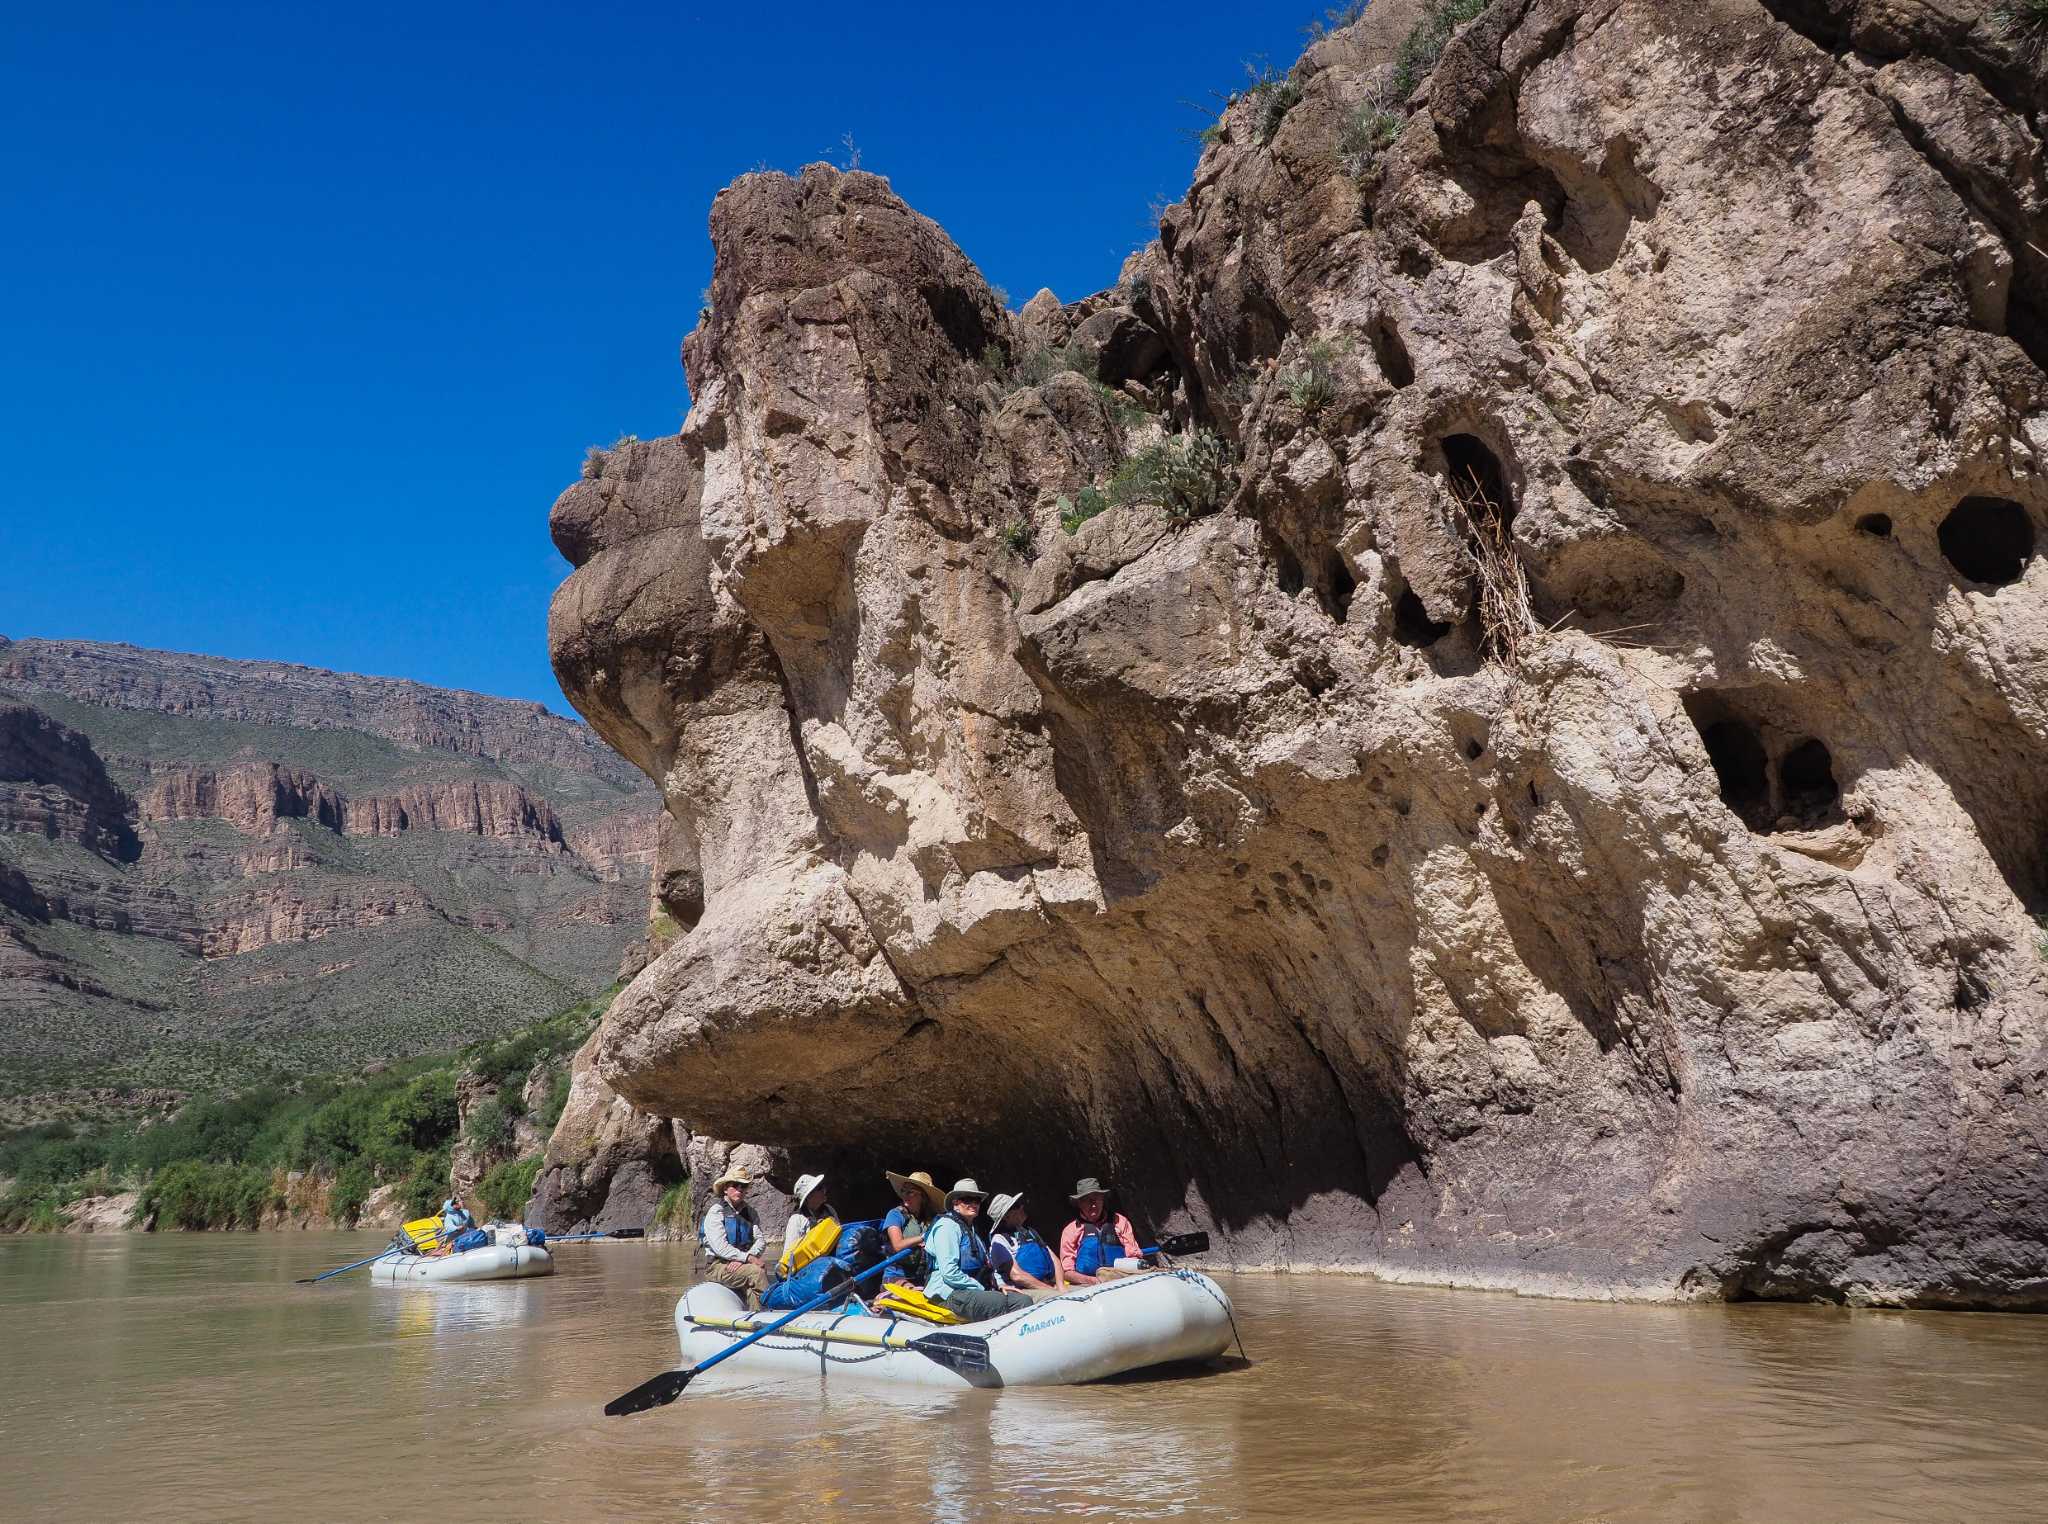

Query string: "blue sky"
[[0, 2, 1310, 713]]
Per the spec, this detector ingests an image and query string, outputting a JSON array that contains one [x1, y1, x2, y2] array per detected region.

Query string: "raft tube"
[[674, 1269, 1234, 1388], [370, 1226, 553, 1285]]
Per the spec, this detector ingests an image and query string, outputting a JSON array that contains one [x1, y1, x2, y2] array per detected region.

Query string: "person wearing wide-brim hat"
[[782, 1172, 834, 1261], [881, 1169, 944, 1280], [1060, 1176, 1142, 1285], [987, 1191, 1064, 1294], [700, 1165, 769, 1308], [922, 1178, 1033, 1321]]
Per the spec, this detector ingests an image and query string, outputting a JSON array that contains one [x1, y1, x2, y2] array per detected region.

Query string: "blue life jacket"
[[934, 1210, 992, 1289], [1008, 1227, 1057, 1280], [1073, 1219, 1123, 1276], [701, 1204, 756, 1255]]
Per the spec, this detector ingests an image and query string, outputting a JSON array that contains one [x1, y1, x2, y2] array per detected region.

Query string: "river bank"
[[6, 1231, 2045, 1523]]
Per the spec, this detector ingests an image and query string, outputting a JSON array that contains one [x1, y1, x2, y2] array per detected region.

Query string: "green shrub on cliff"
[[476, 1155, 543, 1220], [141, 1160, 281, 1230], [465, 1097, 512, 1152], [328, 1159, 373, 1226], [540, 1068, 573, 1128], [654, 1179, 692, 1236], [1391, 0, 1490, 99]]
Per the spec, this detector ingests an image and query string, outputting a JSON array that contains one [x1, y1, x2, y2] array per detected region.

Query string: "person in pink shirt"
[[1058, 1176, 1142, 1284]]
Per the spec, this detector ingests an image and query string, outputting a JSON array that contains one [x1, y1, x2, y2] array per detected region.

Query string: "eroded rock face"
[[548, 1, 2048, 1305]]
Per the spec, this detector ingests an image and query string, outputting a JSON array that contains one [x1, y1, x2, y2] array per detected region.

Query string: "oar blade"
[[1155, 1231, 1210, 1258], [910, 1333, 992, 1375], [603, 1368, 693, 1417]]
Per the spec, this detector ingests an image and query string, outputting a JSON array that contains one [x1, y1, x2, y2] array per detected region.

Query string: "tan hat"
[[1069, 1176, 1111, 1202], [711, 1166, 753, 1192], [945, 1178, 987, 1206], [987, 1191, 1024, 1227], [883, 1169, 945, 1215], [791, 1173, 827, 1211]]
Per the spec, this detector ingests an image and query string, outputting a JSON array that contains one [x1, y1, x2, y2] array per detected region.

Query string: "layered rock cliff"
[[0, 642, 659, 1112], [546, 0, 2048, 1305]]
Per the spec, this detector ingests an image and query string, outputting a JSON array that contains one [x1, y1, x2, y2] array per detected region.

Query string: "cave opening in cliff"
[[1393, 588, 1451, 646], [1275, 542, 1305, 597], [1938, 497, 2034, 586], [1777, 739, 1840, 825], [1443, 434, 1513, 530], [1372, 317, 1414, 388], [1856, 512, 1893, 539], [1685, 699, 1771, 831], [1323, 552, 1357, 622]]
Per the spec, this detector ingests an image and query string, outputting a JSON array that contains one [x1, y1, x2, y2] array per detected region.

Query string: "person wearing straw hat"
[[881, 1168, 943, 1281], [699, 1165, 769, 1307], [1059, 1176, 1142, 1284], [783, 1173, 833, 1261], [923, 1179, 1033, 1321], [987, 1191, 1064, 1294]]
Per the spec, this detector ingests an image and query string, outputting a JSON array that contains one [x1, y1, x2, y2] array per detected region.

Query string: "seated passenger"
[[1059, 1177, 1142, 1284], [881, 1168, 943, 1280], [986, 1191, 1064, 1294], [922, 1179, 1032, 1321], [437, 1195, 474, 1251], [783, 1172, 833, 1262], [699, 1166, 769, 1308]]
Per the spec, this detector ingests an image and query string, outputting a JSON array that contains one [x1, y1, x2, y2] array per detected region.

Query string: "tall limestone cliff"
[[545, 0, 2048, 1304], [0, 639, 659, 1114]]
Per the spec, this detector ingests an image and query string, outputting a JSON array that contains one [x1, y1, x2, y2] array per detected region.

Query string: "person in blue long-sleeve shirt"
[[922, 1179, 1032, 1322]]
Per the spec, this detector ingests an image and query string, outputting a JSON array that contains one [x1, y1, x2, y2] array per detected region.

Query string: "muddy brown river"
[[3, 1232, 2043, 1521]]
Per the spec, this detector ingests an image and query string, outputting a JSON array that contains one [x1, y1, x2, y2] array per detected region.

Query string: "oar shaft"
[[685, 1245, 918, 1380], [300, 1247, 400, 1283]]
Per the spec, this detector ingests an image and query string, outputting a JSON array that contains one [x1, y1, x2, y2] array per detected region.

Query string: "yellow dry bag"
[[779, 1216, 841, 1277], [400, 1215, 445, 1251]]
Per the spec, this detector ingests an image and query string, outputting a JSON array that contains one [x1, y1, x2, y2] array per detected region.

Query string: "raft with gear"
[[673, 1268, 1235, 1388], [370, 1220, 554, 1285]]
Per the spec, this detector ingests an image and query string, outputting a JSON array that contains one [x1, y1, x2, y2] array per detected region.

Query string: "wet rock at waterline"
[[545, 0, 2048, 1305]]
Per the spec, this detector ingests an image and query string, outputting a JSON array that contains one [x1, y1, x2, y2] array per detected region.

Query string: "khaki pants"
[[706, 1259, 769, 1307]]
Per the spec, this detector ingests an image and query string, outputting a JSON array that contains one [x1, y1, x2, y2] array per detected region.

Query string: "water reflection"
[[3, 1234, 2045, 1523]]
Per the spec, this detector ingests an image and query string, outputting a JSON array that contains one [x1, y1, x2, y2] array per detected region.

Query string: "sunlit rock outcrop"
[[547, 0, 2048, 1305]]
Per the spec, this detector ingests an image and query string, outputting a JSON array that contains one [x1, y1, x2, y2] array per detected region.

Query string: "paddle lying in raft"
[[687, 1313, 992, 1376], [604, 1243, 966, 1417]]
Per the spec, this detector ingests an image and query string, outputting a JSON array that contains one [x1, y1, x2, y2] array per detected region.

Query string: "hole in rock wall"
[[1373, 318, 1415, 389], [1393, 587, 1452, 647], [1699, 718, 1771, 830], [1777, 739, 1840, 826], [1939, 497, 2034, 586], [1682, 693, 1849, 836], [1322, 553, 1357, 623], [1855, 513, 1893, 539], [1275, 543, 1306, 597], [1442, 434, 1513, 529]]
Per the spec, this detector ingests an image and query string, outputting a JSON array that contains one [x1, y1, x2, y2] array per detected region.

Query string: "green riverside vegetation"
[[0, 990, 611, 1233]]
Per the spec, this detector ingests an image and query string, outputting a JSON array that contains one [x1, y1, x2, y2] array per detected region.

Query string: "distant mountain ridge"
[[0, 636, 640, 785], [0, 638, 658, 1121]]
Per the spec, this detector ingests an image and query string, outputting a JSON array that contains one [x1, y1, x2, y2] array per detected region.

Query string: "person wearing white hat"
[[923, 1178, 1033, 1321], [987, 1191, 1064, 1294], [783, 1173, 833, 1261], [699, 1165, 769, 1307]]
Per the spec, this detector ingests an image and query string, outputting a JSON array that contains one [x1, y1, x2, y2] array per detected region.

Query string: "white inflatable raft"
[[674, 1269, 1234, 1388], [370, 1223, 553, 1285]]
